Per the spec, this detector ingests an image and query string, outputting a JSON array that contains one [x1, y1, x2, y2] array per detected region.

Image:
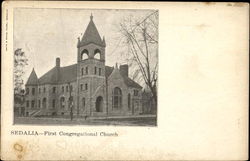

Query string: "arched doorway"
[[96, 96, 103, 112]]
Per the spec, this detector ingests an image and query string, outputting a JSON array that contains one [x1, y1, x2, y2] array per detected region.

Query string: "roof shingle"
[[38, 64, 77, 85], [78, 15, 105, 47]]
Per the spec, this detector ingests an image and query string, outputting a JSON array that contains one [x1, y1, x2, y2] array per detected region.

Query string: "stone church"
[[24, 14, 142, 117]]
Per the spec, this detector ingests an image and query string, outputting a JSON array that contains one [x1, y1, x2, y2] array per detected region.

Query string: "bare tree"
[[118, 11, 158, 109], [14, 48, 28, 94]]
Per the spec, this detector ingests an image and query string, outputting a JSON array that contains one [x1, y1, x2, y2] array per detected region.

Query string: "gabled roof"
[[121, 75, 142, 89], [26, 68, 38, 85], [34, 64, 141, 89], [58, 64, 77, 83], [107, 65, 142, 89], [78, 14, 105, 47], [38, 67, 58, 84], [105, 66, 114, 78], [38, 64, 77, 85]]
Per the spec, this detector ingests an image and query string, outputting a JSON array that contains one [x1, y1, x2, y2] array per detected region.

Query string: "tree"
[[14, 48, 28, 95], [118, 11, 158, 110]]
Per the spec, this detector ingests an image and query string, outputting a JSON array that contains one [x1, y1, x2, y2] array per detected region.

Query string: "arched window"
[[60, 97, 65, 109], [112, 87, 122, 109], [94, 49, 101, 59], [42, 98, 46, 109], [81, 49, 89, 60]]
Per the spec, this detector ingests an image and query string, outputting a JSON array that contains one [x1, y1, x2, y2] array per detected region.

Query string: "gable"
[[108, 67, 142, 89]]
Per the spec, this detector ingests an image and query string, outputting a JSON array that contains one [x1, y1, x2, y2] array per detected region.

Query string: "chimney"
[[55, 58, 60, 82], [120, 64, 129, 77], [56, 57, 60, 67]]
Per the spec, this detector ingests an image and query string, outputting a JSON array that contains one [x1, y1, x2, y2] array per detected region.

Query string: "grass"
[[14, 116, 157, 126]]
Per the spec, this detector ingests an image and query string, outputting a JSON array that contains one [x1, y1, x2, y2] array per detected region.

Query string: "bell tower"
[[76, 14, 106, 116]]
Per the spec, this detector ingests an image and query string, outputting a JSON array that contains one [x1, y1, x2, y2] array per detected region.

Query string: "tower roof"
[[78, 14, 105, 47], [26, 68, 38, 85]]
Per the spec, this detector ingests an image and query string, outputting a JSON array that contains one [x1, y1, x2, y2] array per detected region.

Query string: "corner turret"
[[26, 68, 38, 85]]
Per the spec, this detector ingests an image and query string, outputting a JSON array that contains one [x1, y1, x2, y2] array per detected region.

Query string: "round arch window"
[[112, 87, 122, 109], [94, 49, 101, 59], [81, 49, 89, 60]]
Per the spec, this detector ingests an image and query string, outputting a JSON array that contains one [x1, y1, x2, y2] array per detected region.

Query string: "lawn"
[[14, 116, 157, 126]]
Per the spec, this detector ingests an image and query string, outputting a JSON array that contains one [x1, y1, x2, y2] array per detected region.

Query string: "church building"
[[24, 14, 142, 117]]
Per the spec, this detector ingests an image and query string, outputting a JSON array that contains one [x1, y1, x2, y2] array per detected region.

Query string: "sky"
[[14, 8, 155, 84]]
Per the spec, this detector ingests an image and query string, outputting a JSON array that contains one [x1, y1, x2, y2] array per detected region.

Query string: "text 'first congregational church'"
[[24, 14, 143, 117]]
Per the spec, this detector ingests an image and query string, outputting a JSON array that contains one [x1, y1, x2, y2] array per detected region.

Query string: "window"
[[52, 99, 56, 109], [31, 100, 35, 108], [112, 87, 122, 109], [81, 49, 89, 60], [42, 98, 46, 108], [69, 97, 74, 109], [81, 68, 84, 76], [62, 86, 64, 92], [80, 84, 83, 91], [94, 49, 101, 59], [43, 87, 46, 93], [95, 67, 97, 74], [60, 97, 65, 109], [70, 85, 73, 92], [85, 84, 88, 90], [39, 88, 41, 94], [53, 87, 56, 93], [128, 94, 131, 110], [134, 90, 139, 96], [82, 97, 85, 109], [26, 101, 29, 107], [66, 86, 69, 92], [38, 100, 41, 108], [26, 88, 29, 95], [85, 66, 88, 74], [99, 68, 101, 76], [32, 88, 35, 95]]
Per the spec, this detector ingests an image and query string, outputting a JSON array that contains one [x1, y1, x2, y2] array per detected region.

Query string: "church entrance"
[[95, 96, 103, 112]]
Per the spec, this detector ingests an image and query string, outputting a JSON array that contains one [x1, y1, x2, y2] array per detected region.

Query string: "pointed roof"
[[26, 68, 38, 85], [78, 14, 105, 47]]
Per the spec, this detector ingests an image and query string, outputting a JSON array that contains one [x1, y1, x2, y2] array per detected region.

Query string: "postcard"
[[1, 1, 248, 160]]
